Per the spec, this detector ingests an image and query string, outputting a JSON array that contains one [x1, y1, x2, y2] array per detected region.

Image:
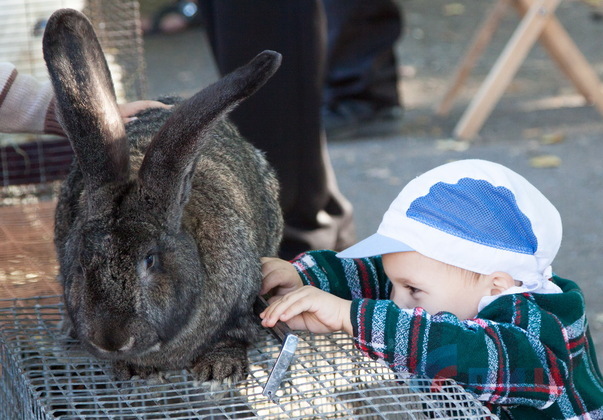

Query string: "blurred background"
[[1, 0, 603, 360], [142, 0, 603, 360]]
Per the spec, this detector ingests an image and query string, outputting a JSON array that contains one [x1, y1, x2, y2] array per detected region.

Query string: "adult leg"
[[322, 0, 404, 135], [199, 0, 355, 259]]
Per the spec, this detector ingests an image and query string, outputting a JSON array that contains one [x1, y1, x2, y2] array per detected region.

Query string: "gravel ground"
[[143, 0, 603, 359]]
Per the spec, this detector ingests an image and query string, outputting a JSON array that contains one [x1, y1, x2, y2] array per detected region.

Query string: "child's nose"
[[389, 288, 409, 309]]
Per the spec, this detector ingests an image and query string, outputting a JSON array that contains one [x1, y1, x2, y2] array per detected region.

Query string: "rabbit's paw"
[[112, 360, 163, 382], [190, 342, 248, 385]]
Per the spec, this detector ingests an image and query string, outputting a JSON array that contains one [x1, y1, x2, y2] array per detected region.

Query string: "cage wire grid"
[[0, 296, 496, 420], [0, 0, 146, 101], [1, 0, 146, 187]]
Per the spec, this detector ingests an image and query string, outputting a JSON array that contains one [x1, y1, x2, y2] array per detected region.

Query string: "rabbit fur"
[[44, 9, 283, 384]]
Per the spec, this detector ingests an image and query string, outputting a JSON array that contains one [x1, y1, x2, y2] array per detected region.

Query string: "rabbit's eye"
[[144, 254, 157, 270]]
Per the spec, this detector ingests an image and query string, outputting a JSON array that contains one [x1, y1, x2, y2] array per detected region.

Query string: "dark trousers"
[[323, 0, 403, 110], [199, 0, 355, 259]]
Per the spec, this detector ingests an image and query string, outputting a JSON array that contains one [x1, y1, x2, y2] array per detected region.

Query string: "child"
[[260, 159, 603, 419]]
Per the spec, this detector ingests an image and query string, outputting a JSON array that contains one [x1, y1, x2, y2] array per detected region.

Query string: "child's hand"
[[260, 286, 353, 335], [260, 257, 303, 297]]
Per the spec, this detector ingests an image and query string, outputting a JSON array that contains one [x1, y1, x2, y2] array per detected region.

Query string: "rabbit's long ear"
[[43, 9, 129, 189], [138, 50, 282, 224]]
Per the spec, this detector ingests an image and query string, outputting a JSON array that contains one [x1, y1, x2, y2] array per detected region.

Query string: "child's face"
[[382, 251, 494, 320]]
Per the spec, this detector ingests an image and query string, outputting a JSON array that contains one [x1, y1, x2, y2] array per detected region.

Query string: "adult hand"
[[118, 100, 172, 123]]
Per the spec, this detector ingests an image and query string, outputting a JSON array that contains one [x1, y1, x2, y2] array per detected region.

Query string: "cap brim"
[[336, 233, 414, 259]]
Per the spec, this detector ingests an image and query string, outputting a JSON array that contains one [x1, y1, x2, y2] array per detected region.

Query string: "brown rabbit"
[[44, 9, 283, 384]]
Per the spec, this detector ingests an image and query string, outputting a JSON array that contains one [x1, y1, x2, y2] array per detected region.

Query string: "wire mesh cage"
[[0, 201, 60, 298], [0, 0, 146, 188], [0, 296, 497, 420], [0, 202, 497, 419], [0, 0, 146, 101]]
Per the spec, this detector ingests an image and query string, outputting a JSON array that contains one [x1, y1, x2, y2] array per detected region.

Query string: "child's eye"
[[406, 285, 420, 294]]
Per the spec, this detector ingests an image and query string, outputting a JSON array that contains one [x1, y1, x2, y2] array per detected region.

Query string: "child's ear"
[[487, 272, 515, 296]]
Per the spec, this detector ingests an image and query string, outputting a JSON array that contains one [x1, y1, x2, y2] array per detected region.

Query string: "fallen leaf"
[[529, 155, 561, 168], [443, 3, 465, 16], [366, 168, 392, 179], [540, 131, 566, 145], [436, 139, 470, 152]]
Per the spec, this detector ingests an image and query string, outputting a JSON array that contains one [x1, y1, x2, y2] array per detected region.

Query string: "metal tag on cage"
[[263, 332, 298, 403]]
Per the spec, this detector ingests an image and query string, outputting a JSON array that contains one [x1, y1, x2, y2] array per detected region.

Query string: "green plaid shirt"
[[292, 250, 603, 419]]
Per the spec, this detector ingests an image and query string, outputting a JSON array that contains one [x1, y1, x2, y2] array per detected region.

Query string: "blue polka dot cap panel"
[[406, 178, 538, 256]]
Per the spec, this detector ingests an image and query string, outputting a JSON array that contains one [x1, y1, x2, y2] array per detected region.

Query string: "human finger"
[[118, 100, 172, 118], [260, 258, 301, 295], [260, 287, 313, 327]]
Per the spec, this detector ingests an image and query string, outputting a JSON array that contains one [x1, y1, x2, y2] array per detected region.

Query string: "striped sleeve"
[[0, 62, 63, 136], [350, 296, 568, 409], [291, 250, 389, 300]]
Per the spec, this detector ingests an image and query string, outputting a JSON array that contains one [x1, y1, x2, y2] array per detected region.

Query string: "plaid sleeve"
[[291, 250, 389, 300], [351, 296, 568, 409]]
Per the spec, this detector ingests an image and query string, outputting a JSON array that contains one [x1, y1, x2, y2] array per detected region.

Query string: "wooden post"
[[436, 0, 511, 116], [453, 0, 561, 140], [514, 0, 603, 115]]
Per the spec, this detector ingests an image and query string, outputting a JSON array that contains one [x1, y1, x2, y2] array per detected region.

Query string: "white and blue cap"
[[337, 159, 563, 306]]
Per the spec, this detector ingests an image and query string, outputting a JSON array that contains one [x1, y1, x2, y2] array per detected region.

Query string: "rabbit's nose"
[[90, 329, 135, 353]]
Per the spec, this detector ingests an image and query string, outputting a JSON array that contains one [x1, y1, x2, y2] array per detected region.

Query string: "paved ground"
[[142, 0, 603, 360]]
